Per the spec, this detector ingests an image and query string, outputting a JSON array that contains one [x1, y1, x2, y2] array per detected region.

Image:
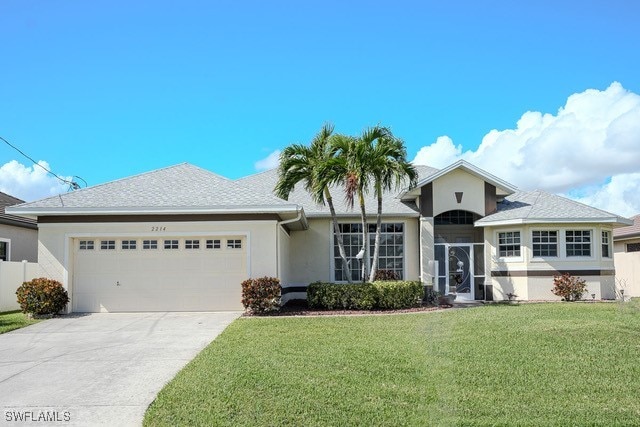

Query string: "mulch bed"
[[243, 300, 446, 317]]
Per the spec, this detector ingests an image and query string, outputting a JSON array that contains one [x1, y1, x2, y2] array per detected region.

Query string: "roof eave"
[[0, 217, 38, 229], [613, 233, 640, 241], [474, 217, 633, 227], [6, 205, 302, 217], [305, 212, 420, 219]]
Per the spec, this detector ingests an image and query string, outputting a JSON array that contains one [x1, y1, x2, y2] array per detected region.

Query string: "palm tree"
[[333, 126, 417, 282], [367, 134, 418, 282], [274, 123, 353, 283], [333, 127, 390, 282]]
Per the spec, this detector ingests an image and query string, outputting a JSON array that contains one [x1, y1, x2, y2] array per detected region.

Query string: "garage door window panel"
[[143, 240, 158, 250], [206, 239, 221, 249], [122, 240, 137, 250], [101, 240, 116, 250], [164, 240, 179, 250], [227, 239, 242, 249], [185, 239, 200, 249], [79, 240, 94, 250]]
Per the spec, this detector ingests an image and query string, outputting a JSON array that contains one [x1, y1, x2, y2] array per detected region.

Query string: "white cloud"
[[254, 150, 281, 171], [571, 173, 640, 217], [412, 82, 640, 217], [413, 136, 462, 168], [0, 160, 70, 202]]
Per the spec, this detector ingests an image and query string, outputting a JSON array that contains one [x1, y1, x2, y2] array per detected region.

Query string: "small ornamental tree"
[[373, 269, 400, 281], [241, 277, 281, 314], [552, 273, 587, 301], [16, 277, 69, 316]]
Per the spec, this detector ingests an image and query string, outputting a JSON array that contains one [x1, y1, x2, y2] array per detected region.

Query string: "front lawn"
[[145, 303, 640, 426], [0, 310, 40, 334]]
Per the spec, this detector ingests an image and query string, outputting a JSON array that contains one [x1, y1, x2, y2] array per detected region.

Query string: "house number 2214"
[[151, 226, 166, 231]]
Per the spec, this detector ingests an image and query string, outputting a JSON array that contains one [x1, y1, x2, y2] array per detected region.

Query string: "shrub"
[[241, 277, 281, 314], [552, 273, 587, 301], [307, 282, 377, 310], [16, 277, 69, 316], [373, 281, 424, 309], [373, 269, 400, 281]]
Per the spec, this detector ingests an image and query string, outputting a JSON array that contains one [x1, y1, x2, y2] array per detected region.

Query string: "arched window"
[[434, 210, 479, 225]]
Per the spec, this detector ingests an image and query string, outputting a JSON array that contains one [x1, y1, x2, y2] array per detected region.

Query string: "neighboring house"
[[613, 214, 640, 297], [6, 161, 632, 313], [0, 191, 37, 262]]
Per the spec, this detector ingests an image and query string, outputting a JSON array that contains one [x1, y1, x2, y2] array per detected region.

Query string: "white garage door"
[[73, 236, 247, 312]]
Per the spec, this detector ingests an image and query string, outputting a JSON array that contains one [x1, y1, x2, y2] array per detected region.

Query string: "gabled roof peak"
[[401, 160, 517, 200]]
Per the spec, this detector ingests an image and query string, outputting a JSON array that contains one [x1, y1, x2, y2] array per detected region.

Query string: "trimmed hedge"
[[372, 281, 424, 309], [16, 277, 69, 316], [307, 282, 377, 310], [307, 280, 424, 310], [241, 277, 281, 314]]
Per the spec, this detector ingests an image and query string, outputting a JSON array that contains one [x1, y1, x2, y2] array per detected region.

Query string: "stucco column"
[[420, 217, 435, 285]]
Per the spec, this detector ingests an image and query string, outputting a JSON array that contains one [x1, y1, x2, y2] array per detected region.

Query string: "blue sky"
[[1, 1, 640, 214]]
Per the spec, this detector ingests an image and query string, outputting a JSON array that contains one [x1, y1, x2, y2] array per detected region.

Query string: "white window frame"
[[100, 240, 116, 250], [227, 239, 242, 249], [530, 229, 559, 261], [329, 220, 407, 283], [142, 239, 158, 250], [495, 230, 523, 262], [185, 239, 200, 249], [164, 239, 179, 250], [627, 242, 640, 253], [79, 240, 95, 250], [0, 238, 10, 261], [206, 239, 221, 249], [601, 230, 612, 259], [564, 229, 594, 259], [121, 240, 137, 250]]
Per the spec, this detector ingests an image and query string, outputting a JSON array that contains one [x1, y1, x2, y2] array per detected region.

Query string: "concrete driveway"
[[0, 312, 241, 426]]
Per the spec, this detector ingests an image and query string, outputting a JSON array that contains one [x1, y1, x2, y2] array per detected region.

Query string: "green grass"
[[145, 303, 640, 426], [0, 310, 40, 334]]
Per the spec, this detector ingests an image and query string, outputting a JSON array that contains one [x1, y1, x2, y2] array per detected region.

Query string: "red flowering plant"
[[552, 273, 587, 301], [16, 277, 69, 316], [241, 277, 281, 314]]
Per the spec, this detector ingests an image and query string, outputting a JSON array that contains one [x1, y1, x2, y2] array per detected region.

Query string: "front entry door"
[[448, 245, 473, 301], [434, 243, 474, 301]]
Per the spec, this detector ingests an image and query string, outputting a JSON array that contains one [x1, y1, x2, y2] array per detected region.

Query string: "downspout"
[[275, 207, 303, 279]]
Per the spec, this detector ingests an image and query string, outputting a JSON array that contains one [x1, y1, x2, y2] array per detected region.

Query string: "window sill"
[[496, 257, 524, 263], [530, 257, 559, 263], [564, 256, 596, 261]]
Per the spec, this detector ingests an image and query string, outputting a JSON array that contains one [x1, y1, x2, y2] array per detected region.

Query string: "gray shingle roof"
[[476, 190, 631, 225], [9, 163, 297, 213], [236, 165, 439, 217], [0, 191, 37, 228], [613, 214, 640, 238]]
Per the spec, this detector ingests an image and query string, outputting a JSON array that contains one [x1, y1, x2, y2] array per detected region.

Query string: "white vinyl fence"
[[0, 260, 40, 311]]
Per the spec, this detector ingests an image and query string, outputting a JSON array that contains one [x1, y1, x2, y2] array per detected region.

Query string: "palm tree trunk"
[[359, 191, 369, 282], [369, 184, 383, 282], [325, 188, 352, 283]]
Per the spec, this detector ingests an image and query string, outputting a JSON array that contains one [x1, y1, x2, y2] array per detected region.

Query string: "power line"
[[1, 136, 86, 190]]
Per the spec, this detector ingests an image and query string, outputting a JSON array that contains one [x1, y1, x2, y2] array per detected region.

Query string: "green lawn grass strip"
[[0, 310, 40, 334], [145, 303, 640, 426]]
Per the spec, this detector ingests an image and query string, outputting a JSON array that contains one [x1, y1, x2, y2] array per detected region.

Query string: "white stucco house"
[[613, 214, 640, 297], [6, 160, 632, 312]]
